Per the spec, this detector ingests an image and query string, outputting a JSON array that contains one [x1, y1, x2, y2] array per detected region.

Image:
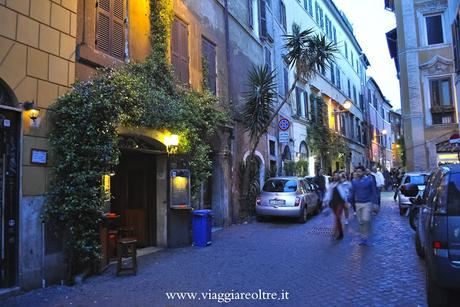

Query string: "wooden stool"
[[116, 238, 138, 275]]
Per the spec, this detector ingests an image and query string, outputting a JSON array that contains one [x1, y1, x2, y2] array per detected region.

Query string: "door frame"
[[0, 104, 23, 288]]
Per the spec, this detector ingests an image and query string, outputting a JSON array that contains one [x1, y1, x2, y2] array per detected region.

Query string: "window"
[[351, 52, 354, 64], [330, 62, 335, 84], [202, 37, 217, 94], [347, 79, 351, 98], [426, 14, 443, 45], [359, 93, 364, 110], [333, 27, 337, 44], [319, 7, 324, 29], [303, 91, 309, 118], [296, 87, 302, 116], [373, 93, 377, 109], [430, 78, 455, 124], [248, 0, 254, 28], [96, 0, 125, 59], [336, 67, 341, 89], [356, 119, 361, 142], [171, 17, 189, 84], [344, 42, 348, 59], [353, 85, 356, 103], [264, 47, 272, 71], [325, 15, 330, 37], [259, 0, 268, 38], [453, 12, 460, 72], [279, 1, 287, 31], [315, 2, 320, 24], [269, 140, 276, 155], [350, 114, 355, 139], [283, 68, 289, 98], [304, 0, 313, 16]]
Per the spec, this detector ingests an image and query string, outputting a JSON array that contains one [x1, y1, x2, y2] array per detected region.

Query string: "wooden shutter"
[[171, 18, 189, 84], [96, 0, 125, 60]]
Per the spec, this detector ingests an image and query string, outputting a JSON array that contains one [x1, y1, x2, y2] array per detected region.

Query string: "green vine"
[[307, 93, 350, 171], [44, 0, 228, 278]]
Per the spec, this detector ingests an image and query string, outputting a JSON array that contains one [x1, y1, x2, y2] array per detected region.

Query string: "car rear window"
[[263, 179, 298, 192], [405, 175, 427, 185], [448, 173, 460, 215]]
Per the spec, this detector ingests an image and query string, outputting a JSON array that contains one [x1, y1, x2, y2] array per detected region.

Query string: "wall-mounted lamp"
[[23, 101, 40, 122], [164, 134, 179, 155], [334, 100, 352, 114]]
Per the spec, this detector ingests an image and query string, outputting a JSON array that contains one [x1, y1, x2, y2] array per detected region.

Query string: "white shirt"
[[372, 171, 385, 188]]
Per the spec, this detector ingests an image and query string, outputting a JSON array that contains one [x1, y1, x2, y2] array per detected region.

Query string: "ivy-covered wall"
[[44, 0, 228, 277]]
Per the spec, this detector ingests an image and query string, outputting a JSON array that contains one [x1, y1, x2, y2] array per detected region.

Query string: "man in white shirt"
[[371, 166, 385, 207]]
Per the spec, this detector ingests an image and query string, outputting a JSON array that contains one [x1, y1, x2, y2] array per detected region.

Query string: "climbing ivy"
[[44, 0, 228, 278]]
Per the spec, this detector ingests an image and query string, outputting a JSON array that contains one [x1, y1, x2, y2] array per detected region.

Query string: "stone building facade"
[[387, 0, 460, 170]]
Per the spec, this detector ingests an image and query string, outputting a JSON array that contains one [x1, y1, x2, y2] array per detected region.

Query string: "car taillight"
[[256, 197, 261, 205], [295, 197, 301, 206], [433, 241, 447, 249]]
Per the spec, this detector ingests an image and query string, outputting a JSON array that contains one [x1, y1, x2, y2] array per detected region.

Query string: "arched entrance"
[[110, 133, 166, 247], [0, 79, 20, 287]]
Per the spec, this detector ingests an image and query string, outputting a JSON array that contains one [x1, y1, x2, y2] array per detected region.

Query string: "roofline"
[[367, 77, 387, 101], [326, 0, 370, 67]]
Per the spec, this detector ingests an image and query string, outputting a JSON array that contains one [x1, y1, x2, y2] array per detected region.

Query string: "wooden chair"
[[116, 238, 138, 275]]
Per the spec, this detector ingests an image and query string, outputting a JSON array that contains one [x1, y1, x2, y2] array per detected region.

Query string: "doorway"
[[0, 108, 20, 288], [111, 151, 157, 247]]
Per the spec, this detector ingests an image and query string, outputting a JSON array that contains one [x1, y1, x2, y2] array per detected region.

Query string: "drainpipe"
[[223, 0, 235, 224], [41, 222, 46, 288]]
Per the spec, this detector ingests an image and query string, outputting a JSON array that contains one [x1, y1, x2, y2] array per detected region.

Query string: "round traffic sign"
[[278, 118, 290, 131]]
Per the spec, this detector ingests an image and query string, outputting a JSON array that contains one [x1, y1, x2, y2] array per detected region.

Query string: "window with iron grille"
[[96, 0, 125, 60], [171, 17, 189, 84], [430, 78, 455, 124], [202, 37, 217, 94]]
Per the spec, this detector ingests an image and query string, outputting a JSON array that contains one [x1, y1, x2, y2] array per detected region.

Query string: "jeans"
[[355, 202, 372, 239], [376, 187, 382, 206], [332, 204, 344, 237]]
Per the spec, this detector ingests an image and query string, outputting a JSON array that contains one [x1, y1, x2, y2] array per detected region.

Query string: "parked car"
[[400, 164, 460, 306], [256, 177, 320, 223], [304, 175, 330, 202], [397, 172, 429, 215]]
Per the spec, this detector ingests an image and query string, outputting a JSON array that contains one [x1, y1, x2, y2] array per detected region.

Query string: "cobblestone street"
[[3, 192, 427, 306]]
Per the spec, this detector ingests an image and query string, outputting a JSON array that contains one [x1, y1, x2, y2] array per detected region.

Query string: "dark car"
[[401, 164, 460, 306]]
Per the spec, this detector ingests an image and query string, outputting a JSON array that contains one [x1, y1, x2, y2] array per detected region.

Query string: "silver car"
[[397, 172, 429, 215], [256, 177, 320, 223]]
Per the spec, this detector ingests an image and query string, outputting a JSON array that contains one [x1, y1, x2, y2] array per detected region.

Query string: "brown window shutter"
[[112, 0, 125, 59], [171, 18, 181, 81], [179, 21, 189, 84], [96, 0, 125, 60]]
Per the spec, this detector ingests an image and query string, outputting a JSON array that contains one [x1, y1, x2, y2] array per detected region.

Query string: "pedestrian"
[[371, 166, 385, 210], [313, 168, 326, 203], [393, 167, 405, 201], [339, 171, 353, 225], [350, 165, 378, 246], [382, 168, 390, 191], [323, 171, 348, 240]]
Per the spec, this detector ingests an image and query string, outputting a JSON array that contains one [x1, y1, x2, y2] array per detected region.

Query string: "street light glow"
[[343, 100, 352, 110], [381, 129, 387, 135]]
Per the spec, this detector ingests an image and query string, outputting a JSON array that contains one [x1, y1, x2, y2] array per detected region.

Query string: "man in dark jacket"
[[314, 168, 326, 202]]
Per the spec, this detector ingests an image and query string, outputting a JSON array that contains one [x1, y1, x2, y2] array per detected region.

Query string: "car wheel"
[[297, 207, 307, 223], [415, 231, 425, 259], [426, 267, 450, 306]]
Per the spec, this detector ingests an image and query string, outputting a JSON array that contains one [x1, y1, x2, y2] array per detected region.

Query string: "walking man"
[[314, 168, 326, 203], [371, 166, 385, 208], [351, 166, 377, 246]]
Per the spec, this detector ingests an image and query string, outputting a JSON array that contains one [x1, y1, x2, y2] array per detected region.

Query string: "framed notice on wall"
[[30, 149, 48, 165]]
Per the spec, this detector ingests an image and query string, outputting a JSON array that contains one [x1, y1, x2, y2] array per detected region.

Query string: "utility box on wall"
[[170, 169, 191, 209]]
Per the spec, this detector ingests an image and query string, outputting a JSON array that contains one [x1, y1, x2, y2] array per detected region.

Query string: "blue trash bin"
[[192, 210, 213, 247]]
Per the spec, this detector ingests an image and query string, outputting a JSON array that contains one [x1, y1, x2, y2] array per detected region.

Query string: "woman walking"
[[324, 171, 348, 240]]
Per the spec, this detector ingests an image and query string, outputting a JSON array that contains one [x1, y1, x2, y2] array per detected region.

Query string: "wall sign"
[[31, 149, 48, 165]]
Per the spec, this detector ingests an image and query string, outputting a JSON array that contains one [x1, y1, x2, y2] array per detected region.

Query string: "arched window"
[[282, 145, 291, 161], [299, 142, 308, 160]]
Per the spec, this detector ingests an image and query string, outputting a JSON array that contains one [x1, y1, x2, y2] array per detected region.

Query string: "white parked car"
[[397, 172, 429, 215]]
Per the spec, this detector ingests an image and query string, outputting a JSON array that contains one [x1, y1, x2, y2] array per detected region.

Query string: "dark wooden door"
[[0, 109, 20, 288], [111, 151, 156, 247]]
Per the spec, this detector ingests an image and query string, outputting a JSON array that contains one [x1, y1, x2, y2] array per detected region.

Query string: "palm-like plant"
[[243, 22, 338, 163]]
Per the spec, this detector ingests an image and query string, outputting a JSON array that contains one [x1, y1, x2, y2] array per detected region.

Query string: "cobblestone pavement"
[[3, 192, 427, 307]]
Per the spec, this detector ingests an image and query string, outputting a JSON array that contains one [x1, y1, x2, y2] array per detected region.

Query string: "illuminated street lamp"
[[164, 134, 179, 155]]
